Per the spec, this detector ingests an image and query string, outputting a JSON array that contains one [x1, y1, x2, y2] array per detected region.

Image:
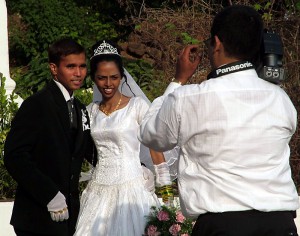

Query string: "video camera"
[[257, 29, 285, 84]]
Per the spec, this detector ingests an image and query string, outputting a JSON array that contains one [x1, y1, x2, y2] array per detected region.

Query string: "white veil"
[[92, 68, 179, 179]]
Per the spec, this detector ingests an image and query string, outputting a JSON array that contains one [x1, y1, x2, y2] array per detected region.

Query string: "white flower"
[[81, 109, 90, 131]]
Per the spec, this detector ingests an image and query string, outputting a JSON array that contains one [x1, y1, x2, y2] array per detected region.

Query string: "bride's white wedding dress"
[[74, 97, 159, 236]]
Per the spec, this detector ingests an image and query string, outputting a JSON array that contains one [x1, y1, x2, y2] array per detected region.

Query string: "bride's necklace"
[[99, 94, 122, 116]]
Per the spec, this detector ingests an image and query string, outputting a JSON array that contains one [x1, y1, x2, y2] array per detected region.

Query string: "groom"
[[4, 38, 96, 236]]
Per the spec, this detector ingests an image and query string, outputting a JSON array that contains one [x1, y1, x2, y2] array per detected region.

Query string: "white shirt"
[[139, 69, 299, 218]]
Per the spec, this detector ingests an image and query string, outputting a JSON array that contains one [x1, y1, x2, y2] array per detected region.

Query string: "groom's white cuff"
[[163, 82, 182, 96]]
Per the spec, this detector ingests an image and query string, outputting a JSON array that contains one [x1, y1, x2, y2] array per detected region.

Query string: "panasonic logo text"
[[216, 62, 253, 75]]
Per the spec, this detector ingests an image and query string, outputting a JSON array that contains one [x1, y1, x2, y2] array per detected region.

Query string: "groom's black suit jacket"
[[4, 80, 95, 236]]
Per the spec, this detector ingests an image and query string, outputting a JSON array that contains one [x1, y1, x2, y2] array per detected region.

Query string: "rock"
[[147, 47, 162, 60], [127, 43, 146, 58]]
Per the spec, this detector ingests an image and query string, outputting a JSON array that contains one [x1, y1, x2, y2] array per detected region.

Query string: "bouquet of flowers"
[[144, 205, 195, 236]]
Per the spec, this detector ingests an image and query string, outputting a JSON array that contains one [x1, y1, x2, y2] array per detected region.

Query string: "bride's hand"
[[142, 165, 155, 194]]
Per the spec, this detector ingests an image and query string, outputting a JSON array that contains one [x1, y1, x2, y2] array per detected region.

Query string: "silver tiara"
[[91, 40, 120, 59]]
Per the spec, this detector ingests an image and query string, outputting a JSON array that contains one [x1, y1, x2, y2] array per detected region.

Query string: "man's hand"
[[175, 45, 201, 85], [49, 208, 69, 222], [47, 191, 69, 222], [142, 165, 155, 194]]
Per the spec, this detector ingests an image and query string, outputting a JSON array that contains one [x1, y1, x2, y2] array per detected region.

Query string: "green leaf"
[[253, 4, 261, 11]]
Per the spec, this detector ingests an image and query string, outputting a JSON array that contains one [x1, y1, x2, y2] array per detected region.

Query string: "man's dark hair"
[[48, 38, 86, 65], [210, 5, 264, 62]]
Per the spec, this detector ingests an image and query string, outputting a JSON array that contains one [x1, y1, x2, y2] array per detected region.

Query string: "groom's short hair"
[[48, 38, 86, 66]]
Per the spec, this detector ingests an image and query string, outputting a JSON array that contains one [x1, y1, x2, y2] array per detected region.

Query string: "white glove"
[[142, 166, 155, 193], [79, 164, 94, 182], [154, 162, 172, 187], [47, 191, 69, 222], [154, 162, 174, 206]]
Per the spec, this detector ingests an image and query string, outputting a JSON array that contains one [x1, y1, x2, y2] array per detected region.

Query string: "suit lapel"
[[47, 81, 72, 143], [47, 81, 90, 157]]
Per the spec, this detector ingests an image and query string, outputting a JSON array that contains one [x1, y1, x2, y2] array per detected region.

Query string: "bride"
[[74, 40, 175, 236]]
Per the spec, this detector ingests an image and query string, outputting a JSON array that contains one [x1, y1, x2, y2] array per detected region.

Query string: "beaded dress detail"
[[74, 97, 159, 236]]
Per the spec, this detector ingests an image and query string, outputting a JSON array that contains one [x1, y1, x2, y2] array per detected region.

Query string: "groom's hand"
[[47, 191, 69, 222], [49, 207, 69, 222]]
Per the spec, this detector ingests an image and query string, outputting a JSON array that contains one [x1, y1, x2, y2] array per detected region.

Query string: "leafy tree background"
[[0, 75, 18, 199], [1, 0, 300, 199]]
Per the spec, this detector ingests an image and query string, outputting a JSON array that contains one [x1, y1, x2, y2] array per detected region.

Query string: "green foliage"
[[0, 74, 18, 199], [297, 2, 300, 11], [253, 1, 300, 21], [14, 53, 50, 99], [8, 0, 118, 97], [78, 160, 91, 194], [181, 32, 200, 45], [165, 23, 176, 30], [135, 24, 142, 30], [124, 59, 166, 101], [9, 0, 117, 61], [253, 2, 273, 21], [74, 85, 93, 106], [164, 23, 200, 45]]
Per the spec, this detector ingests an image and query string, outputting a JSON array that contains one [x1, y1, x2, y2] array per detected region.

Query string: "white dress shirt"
[[139, 69, 299, 218]]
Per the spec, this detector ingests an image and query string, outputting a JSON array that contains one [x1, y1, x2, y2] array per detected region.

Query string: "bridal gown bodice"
[[90, 97, 146, 185]]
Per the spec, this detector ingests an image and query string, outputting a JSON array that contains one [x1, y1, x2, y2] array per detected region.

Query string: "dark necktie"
[[67, 98, 77, 129]]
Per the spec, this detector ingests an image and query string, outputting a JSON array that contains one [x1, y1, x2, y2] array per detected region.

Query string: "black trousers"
[[192, 210, 298, 236], [14, 228, 53, 236]]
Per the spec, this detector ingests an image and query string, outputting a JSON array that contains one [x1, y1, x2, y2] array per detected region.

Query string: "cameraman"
[[139, 5, 299, 235]]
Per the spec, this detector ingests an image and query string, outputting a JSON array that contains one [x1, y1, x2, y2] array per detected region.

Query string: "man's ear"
[[211, 35, 226, 68], [49, 63, 57, 76], [213, 35, 222, 52]]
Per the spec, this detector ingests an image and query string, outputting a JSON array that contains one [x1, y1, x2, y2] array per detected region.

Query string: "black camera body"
[[257, 30, 285, 84]]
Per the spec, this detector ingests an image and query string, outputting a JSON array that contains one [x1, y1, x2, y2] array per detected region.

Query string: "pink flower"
[[157, 210, 170, 221], [176, 211, 185, 223], [169, 224, 181, 236], [147, 225, 160, 236]]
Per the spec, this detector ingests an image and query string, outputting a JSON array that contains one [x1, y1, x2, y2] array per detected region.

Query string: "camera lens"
[[264, 54, 278, 67], [266, 70, 273, 77], [273, 71, 279, 78]]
